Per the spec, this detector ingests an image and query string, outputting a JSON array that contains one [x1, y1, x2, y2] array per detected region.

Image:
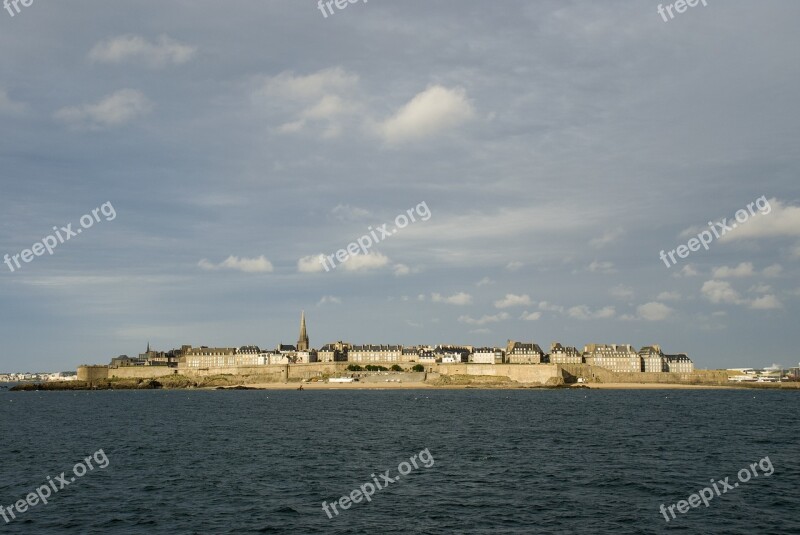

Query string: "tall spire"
[[146, 341, 150, 353], [297, 311, 309, 351]]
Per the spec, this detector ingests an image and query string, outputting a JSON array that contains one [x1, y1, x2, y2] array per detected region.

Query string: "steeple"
[[297, 311, 309, 351], [146, 341, 150, 353]]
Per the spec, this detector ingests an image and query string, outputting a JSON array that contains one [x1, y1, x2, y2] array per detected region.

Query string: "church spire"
[[297, 311, 309, 351]]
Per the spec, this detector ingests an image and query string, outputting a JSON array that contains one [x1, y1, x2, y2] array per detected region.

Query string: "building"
[[638, 345, 667, 373], [472, 347, 505, 364], [549, 343, 583, 365], [348, 345, 404, 363], [296, 350, 318, 364], [665, 354, 694, 373], [236, 346, 268, 366], [297, 311, 309, 352], [506, 341, 545, 364], [584, 344, 640, 373], [418, 349, 437, 364], [436, 345, 471, 363], [318, 341, 350, 362], [183, 347, 239, 368]]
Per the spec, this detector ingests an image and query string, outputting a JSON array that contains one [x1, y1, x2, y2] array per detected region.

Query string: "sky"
[[1, 0, 799, 373]]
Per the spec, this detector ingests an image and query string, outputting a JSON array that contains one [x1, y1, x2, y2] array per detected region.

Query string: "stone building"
[[584, 344, 640, 373], [472, 347, 505, 364], [666, 354, 694, 373], [318, 341, 350, 362], [549, 342, 583, 364], [348, 344, 404, 363], [506, 341, 545, 364], [639, 345, 667, 372], [184, 347, 239, 368]]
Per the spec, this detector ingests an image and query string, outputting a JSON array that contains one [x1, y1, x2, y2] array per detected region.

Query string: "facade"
[[472, 347, 505, 364], [348, 345, 404, 363], [584, 344, 640, 373], [436, 346, 471, 363], [506, 341, 545, 364], [665, 354, 694, 373], [318, 341, 350, 362], [296, 350, 318, 364], [184, 347, 239, 368], [418, 350, 436, 364], [549, 343, 583, 364], [639, 345, 667, 373]]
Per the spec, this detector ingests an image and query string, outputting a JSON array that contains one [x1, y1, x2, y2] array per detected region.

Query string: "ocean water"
[[0, 387, 798, 534]]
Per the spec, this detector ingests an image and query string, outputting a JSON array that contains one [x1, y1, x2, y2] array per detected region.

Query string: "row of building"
[[108, 313, 694, 374]]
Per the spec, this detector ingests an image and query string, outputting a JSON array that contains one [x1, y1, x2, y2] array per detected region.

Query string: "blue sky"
[[1, 0, 799, 372]]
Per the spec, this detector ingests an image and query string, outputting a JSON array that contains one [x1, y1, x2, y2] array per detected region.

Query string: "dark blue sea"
[[1, 387, 798, 534]]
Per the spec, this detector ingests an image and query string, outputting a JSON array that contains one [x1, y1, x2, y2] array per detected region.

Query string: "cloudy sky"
[[1, 0, 799, 372]]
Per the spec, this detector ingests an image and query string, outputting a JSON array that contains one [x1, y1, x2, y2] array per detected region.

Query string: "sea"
[[0, 386, 798, 534]]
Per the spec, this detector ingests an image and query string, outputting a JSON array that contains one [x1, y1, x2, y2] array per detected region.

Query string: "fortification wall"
[[106, 367, 181, 380], [559, 364, 729, 384], [433, 363, 561, 384], [77, 365, 110, 384]]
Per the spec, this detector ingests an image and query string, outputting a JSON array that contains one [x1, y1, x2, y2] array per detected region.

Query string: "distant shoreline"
[[9, 380, 799, 392]]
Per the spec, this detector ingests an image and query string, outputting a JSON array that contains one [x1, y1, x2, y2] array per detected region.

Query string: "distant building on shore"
[[549, 343, 583, 364], [471, 347, 505, 364], [584, 344, 640, 373], [506, 341, 545, 364], [348, 345, 404, 363]]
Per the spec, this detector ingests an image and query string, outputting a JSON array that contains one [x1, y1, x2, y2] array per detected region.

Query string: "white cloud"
[[519, 311, 542, 321], [54, 89, 152, 129], [657, 291, 681, 301], [331, 204, 371, 221], [432, 292, 473, 305], [719, 199, 800, 241], [88, 35, 196, 67], [417, 294, 426, 301], [588, 260, 616, 274], [199, 255, 274, 273], [701, 280, 743, 304], [393, 264, 411, 276], [476, 277, 495, 287], [674, 264, 700, 278], [342, 252, 391, 272], [610, 284, 634, 300], [567, 305, 615, 320], [254, 67, 360, 137], [590, 228, 624, 249], [469, 328, 492, 334], [256, 67, 358, 101], [711, 262, 755, 278], [750, 294, 782, 310], [506, 261, 523, 271], [458, 312, 509, 325], [538, 301, 564, 313], [748, 284, 772, 294], [0, 89, 25, 114], [380, 85, 475, 145], [762, 264, 783, 277], [317, 296, 342, 306], [494, 293, 532, 308], [297, 254, 326, 273], [637, 302, 673, 321]]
